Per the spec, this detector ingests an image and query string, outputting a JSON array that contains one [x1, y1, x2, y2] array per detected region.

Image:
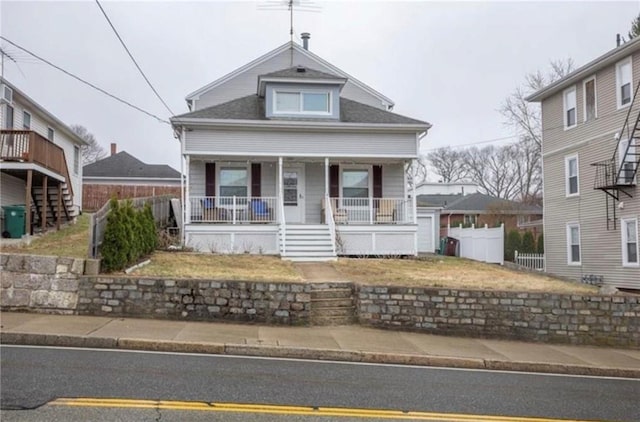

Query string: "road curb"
[[2, 332, 639, 379]]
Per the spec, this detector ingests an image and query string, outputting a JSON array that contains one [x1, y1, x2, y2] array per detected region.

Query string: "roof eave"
[[526, 37, 640, 102]]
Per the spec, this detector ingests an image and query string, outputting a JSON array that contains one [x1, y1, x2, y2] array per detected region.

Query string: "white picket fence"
[[515, 250, 545, 271], [447, 224, 504, 265]]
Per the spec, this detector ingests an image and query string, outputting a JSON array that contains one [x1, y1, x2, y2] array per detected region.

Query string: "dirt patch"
[[293, 262, 348, 282]]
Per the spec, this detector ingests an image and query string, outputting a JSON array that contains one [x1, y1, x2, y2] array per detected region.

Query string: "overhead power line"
[[0, 36, 169, 124], [95, 0, 175, 117]]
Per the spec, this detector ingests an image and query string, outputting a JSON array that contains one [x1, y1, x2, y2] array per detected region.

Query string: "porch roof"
[[172, 95, 430, 127]]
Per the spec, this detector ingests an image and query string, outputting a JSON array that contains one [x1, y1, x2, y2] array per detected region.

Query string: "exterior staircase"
[[281, 224, 336, 262], [30, 182, 76, 230], [310, 286, 355, 325]]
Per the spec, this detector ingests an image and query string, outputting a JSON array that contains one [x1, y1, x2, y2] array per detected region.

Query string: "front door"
[[283, 164, 305, 223]]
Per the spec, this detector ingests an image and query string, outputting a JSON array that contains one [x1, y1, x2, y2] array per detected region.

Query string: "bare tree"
[[629, 12, 640, 39], [70, 124, 106, 164], [406, 155, 428, 189], [427, 147, 468, 183], [463, 145, 521, 200]]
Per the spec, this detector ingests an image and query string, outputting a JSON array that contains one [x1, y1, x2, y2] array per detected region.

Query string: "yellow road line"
[[49, 398, 594, 422]]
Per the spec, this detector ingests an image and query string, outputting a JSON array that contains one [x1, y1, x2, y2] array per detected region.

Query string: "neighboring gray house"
[[527, 37, 640, 289], [1, 78, 87, 236], [82, 144, 182, 211], [171, 38, 431, 260]]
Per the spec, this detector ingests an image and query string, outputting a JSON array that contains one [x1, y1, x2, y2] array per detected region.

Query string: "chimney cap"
[[301, 32, 310, 39]]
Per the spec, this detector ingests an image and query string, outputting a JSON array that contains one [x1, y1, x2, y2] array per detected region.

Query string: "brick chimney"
[[111, 143, 117, 156]]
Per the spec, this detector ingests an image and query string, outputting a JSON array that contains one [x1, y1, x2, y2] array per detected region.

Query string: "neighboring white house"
[[527, 37, 639, 289], [415, 182, 478, 196], [171, 38, 431, 261], [1, 78, 87, 236]]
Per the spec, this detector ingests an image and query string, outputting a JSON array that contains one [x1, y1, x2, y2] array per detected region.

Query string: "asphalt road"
[[1, 345, 639, 421]]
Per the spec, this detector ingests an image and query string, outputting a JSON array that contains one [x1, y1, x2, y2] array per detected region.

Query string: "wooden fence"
[[83, 184, 181, 212], [448, 224, 504, 265], [515, 250, 545, 271], [88, 196, 174, 259]]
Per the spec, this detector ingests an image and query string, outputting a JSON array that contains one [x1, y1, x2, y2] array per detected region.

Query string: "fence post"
[[515, 250, 519, 265]]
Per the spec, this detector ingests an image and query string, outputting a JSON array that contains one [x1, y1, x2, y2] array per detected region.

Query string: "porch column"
[[278, 157, 283, 222], [324, 158, 329, 197], [411, 160, 417, 224], [41, 175, 48, 233], [185, 155, 191, 224], [56, 182, 62, 230], [25, 170, 32, 235]]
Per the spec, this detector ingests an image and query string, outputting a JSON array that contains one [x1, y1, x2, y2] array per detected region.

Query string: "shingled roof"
[[418, 193, 542, 214], [84, 151, 181, 179], [174, 95, 428, 125]]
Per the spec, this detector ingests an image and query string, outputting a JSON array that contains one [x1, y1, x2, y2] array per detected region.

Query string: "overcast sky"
[[1, 1, 638, 175]]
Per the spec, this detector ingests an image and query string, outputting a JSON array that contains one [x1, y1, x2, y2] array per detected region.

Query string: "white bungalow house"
[[171, 38, 431, 260]]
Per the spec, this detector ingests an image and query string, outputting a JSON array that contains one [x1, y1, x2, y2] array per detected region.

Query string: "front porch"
[[183, 156, 418, 259]]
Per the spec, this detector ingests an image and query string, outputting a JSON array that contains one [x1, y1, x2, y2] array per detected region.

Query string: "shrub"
[[505, 229, 522, 262], [537, 233, 544, 254], [521, 231, 535, 253]]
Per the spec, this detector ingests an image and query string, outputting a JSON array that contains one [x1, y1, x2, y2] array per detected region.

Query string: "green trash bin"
[[2, 205, 26, 239]]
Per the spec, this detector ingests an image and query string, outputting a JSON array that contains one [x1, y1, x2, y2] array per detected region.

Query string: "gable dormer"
[[258, 66, 347, 120]]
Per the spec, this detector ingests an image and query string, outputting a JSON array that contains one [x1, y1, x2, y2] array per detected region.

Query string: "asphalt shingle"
[[83, 151, 181, 179]]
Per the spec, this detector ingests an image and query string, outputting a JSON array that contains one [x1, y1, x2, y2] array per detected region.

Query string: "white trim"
[[73, 145, 80, 175], [566, 223, 581, 266], [615, 56, 633, 110], [83, 176, 182, 183], [582, 75, 597, 122], [621, 217, 639, 267], [563, 86, 577, 130], [564, 154, 579, 197]]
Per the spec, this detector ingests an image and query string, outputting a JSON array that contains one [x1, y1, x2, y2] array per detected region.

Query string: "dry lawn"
[[133, 251, 303, 282], [331, 256, 599, 294], [0, 214, 90, 259]]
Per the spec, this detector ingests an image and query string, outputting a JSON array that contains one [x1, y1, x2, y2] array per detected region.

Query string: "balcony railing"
[[1, 130, 73, 196], [593, 158, 636, 189], [190, 196, 277, 224]]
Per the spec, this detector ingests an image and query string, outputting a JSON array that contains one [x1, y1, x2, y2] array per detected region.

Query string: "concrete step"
[[310, 315, 356, 326], [283, 256, 337, 262], [311, 307, 354, 317], [311, 298, 353, 308], [311, 288, 353, 299]]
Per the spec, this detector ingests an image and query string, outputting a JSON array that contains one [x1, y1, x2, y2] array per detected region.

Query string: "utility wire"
[[95, 0, 175, 117], [0, 36, 170, 124]]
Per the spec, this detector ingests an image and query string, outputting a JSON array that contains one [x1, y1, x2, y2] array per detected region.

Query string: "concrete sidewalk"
[[1, 312, 639, 378]]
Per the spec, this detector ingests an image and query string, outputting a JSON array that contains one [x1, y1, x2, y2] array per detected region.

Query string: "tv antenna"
[[258, 0, 320, 43]]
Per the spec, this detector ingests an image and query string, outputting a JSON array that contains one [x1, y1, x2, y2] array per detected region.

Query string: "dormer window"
[[274, 90, 330, 114]]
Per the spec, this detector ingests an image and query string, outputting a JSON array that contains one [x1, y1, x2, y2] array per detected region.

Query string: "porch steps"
[[30, 184, 76, 230], [282, 224, 336, 262], [310, 287, 355, 325]]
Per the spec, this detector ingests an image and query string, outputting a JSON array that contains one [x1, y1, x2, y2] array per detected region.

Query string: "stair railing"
[[324, 195, 337, 256], [279, 196, 286, 256], [613, 78, 640, 184]]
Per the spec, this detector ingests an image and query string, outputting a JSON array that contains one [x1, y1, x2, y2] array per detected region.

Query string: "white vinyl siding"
[[616, 57, 633, 109], [565, 154, 579, 197], [583, 76, 597, 122], [563, 86, 577, 129], [566, 223, 581, 265], [184, 130, 418, 158], [622, 218, 639, 267]]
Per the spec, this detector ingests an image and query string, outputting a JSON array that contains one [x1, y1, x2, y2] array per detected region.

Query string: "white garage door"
[[417, 215, 434, 253]]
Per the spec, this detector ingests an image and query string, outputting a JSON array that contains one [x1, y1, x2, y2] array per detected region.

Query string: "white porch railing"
[[328, 197, 413, 224], [324, 195, 337, 255], [515, 250, 545, 271], [189, 196, 277, 224]]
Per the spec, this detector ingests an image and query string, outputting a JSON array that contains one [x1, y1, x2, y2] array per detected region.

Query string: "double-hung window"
[[622, 218, 639, 266], [219, 168, 248, 198], [563, 86, 577, 129], [565, 154, 579, 196], [22, 111, 31, 130], [566, 223, 581, 265], [342, 168, 370, 208], [583, 77, 596, 122], [616, 57, 632, 108], [47, 127, 55, 141], [274, 91, 330, 114], [73, 146, 80, 175]]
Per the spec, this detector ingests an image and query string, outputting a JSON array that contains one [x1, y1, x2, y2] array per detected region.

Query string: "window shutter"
[[329, 165, 339, 198], [205, 163, 216, 197], [373, 165, 382, 198], [251, 163, 261, 197]]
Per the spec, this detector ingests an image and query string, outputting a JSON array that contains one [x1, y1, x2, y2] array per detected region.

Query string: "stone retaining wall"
[[356, 286, 640, 348], [1, 254, 87, 314], [77, 278, 313, 325]]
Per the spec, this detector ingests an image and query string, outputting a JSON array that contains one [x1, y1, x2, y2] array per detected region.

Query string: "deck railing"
[[0, 130, 73, 196], [189, 196, 277, 224]]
